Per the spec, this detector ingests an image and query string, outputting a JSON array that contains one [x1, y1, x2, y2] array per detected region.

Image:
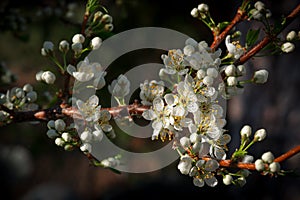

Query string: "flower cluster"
[[46, 119, 78, 151], [0, 84, 38, 122], [67, 57, 107, 89], [140, 80, 165, 106], [249, 1, 272, 20], [255, 151, 281, 174], [74, 95, 114, 153]]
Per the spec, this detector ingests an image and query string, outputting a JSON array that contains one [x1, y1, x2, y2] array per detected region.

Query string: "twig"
[[234, 3, 300, 65], [210, 8, 247, 51], [203, 145, 300, 171]]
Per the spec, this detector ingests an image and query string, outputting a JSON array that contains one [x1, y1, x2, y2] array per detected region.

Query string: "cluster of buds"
[[281, 30, 300, 53], [0, 84, 38, 123], [249, 1, 272, 20], [219, 63, 269, 98], [255, 151, 281, 174], [36, 70, 56, 84], [47, 119, 78, 151], [85, 11, 114, 36]]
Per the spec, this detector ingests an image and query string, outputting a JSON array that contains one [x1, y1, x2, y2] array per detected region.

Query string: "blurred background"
[[0, 0, 299, 199]]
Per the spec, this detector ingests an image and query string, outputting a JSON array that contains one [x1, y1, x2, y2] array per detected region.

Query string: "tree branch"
[[203, 145, 300, 171], [210, 8, 247, 51], [234, 3, 300, 65]]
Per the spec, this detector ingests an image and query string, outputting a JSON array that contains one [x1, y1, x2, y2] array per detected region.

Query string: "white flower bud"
[[286, 31, 297, 41], [265, 9, 272, 18], [42, 41, 54, 52], [198, 3, 209, 12], [197, 69, 206, 79], [55, 137, 65, 146], [46, 129, 59, 139], [240, 125, 252, 138], [71, 42, 83, 54], [36, 71, 44, 82], [254, 128, 267, 141], [47, 120, 55, 129], [191, 8, 199, 18], [61, 132, 72, 142], [23, 84, 33, 92], [255, 159, 265, 171], [41, 71, 56, 84], [236, 176, 246, 187], [59, 40, 70, 53], [101, 14, 113, 24], [190, 133, 201, 144], [104, 24, 114, 32], [54, 119, 66, 132], [253, 69, 268, 84], [236, 65, 246, 76], [224, 65, 236, 76], [254, 1, 265, 11], [178, 154, 192, 175], [252, 9, 263, 20], [26, 91, 37, 102], [281, 42, 295, 53], [227, 76, 237, 86], [80, 130, 92, 142], [261, 151, 274, 163], [223, 174, 233, 185], [90, 37, 102, 50], [203, 76, 214, 86], [72, 34, 85, 44], [93, 11, 103, 22], [269, 162, 280, 172], [239, 169, 250, 177], [207, 68, 218, 78], [180, 136, 191, 148], [80, 143, 92, 152]]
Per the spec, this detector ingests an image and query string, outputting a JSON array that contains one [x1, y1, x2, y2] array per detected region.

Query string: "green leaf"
[[217, 21, 230, 32], [246, 29, 260, 47]]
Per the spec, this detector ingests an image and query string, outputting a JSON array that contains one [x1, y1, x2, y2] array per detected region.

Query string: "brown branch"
[[8, 102, 150, 123], [234, 3, 300, 65], [81, 13, 89, 36], [210, 8, 247, 51], [203, 145, 300, 171]]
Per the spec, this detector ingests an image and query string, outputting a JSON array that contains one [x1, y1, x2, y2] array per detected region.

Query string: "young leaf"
[[246, 29, 260, 47]]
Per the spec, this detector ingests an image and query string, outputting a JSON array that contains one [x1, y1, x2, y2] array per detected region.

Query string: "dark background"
[[0, 0, 299, 199]]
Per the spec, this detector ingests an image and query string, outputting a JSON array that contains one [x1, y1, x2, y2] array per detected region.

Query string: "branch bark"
[[234, 3, 300, 65]]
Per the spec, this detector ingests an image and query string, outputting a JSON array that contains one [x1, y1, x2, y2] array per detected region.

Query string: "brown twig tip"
[[274, 145, 300, 163], [210, 8, 247, 51]]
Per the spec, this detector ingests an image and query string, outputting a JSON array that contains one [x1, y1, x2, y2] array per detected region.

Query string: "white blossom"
[[253, 69, 268, 84], [281, 42, 295, 53], [61, 132, 72, 142], [224, 65, 236, 76], [55, 138, 65, 146], [223, 174, 233, 185], [72, 33, 85, 44], [255, 159, 265, 171], [59, 40, 70, 53], [269, 162, 280, 172], [177, 154, 193, 175], [41, 71, 56, 84], [286, 31, 297, 41], [54, 119, 66, 132], [225, 35, 244, 59], [191, 8, 199, 18], [261, 151, 274, 163], [227, 76, 237, 86], [254, 128, 267, 141], [90, 37, 102, 50], [46, 129, 59, 139], [80, 143, 92, 153], [240, 125, 252, 138], [197, 4, 209, 12]]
